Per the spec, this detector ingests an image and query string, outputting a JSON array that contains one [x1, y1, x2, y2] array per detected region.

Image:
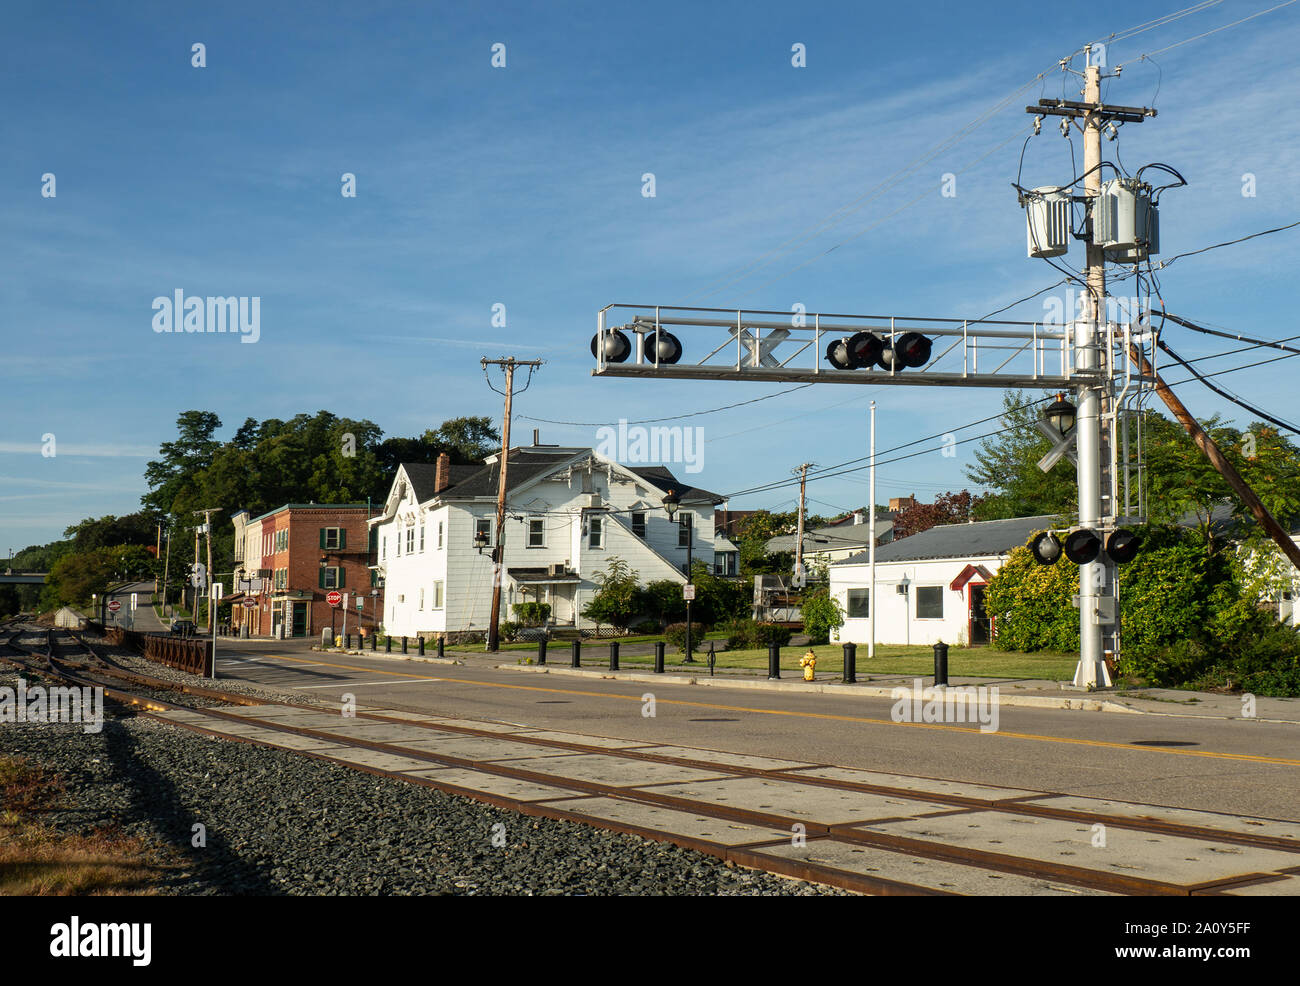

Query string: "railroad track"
[[2, 619, 1298, 896]]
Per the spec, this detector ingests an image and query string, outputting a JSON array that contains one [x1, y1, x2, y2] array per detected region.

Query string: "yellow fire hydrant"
[[800, 649, 817, 682]]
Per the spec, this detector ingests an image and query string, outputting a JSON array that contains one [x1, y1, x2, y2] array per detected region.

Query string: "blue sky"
[[3, 0, 1300, 553]]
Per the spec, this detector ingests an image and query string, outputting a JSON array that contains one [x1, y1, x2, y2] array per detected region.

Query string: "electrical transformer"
[[1025, 186, 1071, 258], [1093, 178, 1158, 260]]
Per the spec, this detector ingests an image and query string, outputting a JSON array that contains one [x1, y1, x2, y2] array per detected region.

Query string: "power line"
[[1120, 0, 1299, 63], [1152, 220, 1300, 271], [516, 384, 814, 427], [1157, 340, 1300, 434]]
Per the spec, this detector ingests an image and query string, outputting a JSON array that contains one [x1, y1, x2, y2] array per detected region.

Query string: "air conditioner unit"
[[548, 563, 567, 577]]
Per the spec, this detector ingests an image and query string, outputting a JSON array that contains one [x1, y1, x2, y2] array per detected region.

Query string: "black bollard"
[[609, 641, 619, 671], [418, 637, 425, 656], [344, 633, 351, 649], [708, 641, 716, 677], [402, 636, 408, 654], [933, 641, 949, 687], [537, 638, 547, 665], [436, 636, 444, 659], [767, 642, 781, 680], [571, 640, 581, 668], [654, 641, 665, 674], [385, 635, 392, 653], [842, 643, 857, 683], [370, 632, 376, 651]]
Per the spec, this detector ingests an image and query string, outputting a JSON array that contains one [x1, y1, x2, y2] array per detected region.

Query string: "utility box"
[[1026, 186, 1071, 258]]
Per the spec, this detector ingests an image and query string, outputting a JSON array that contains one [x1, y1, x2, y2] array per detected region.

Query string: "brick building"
[[231, 503, 381, 638]]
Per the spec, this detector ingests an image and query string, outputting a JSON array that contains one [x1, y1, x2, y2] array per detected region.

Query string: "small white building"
[[371, 445, 724, 640], [829, 514, 1054, 647]]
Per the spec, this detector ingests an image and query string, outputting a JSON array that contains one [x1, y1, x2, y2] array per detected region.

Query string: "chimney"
[[853, 511, 863, 525], [533, 428, 540, 446], [434, 452, 451, 493]]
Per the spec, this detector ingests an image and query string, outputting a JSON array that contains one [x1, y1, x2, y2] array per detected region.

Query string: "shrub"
[[664, 622, 707, 653], [630, 620, 661, 636], [724, 619, 791, 649], [498, 620, 523, 642], [800, 588, 844, 645], [511, 602, 551, 626]]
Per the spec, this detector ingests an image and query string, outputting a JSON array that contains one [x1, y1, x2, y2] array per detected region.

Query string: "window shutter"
[[338, 566, 346, 588], [339, 529, 346, 550], [319, 529, 326, 549], [318, 567, 326, 589]]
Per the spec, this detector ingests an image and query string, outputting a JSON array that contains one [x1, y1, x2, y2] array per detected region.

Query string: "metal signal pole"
[[481, 357, 544, 652]]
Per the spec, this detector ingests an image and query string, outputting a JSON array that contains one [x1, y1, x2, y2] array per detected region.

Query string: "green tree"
[[581, 556, 642, 629], [966, 390, 1076, 521], [42, 544, 157, 610], [142, 410, 223, 515], [800, 587, 845, 645]]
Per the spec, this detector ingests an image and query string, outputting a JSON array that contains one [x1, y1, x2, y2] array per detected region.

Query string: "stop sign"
[[107, 600, 121, 612], [326, 591, 342, 607]]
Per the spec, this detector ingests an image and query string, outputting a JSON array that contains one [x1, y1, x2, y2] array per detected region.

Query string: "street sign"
[[130, 593, 138, 611], [107, 600, 121, 613], [210, 582, 224, 600], [326, 590, 343, 607], [356, 598, 364, 611], [242, 598, 258, 610], [683, 584, 696, 601]]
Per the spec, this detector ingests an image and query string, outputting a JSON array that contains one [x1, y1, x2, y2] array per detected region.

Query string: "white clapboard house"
[[371, 444, 724, 640], [829, 514, 1056, 647]]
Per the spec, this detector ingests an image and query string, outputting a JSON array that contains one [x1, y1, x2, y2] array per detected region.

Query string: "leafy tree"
[[800, 587, 845, 645], [581, 556, 642, 629], [430, 416, 501, 462], [41, 544, 158, 609], [64, 512, 160, 553], [142, 410, 223, 515], [965, 390, 1077, 521], [734, 510, 826, 576], [892, 490, 985, 540], [641, 579, 687, 627]]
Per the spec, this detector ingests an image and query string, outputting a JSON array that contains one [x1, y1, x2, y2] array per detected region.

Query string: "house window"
[[916, 586, 944, 620], [432, 580, 444, 609], [419, 588, 425, 610], [321, 527, 342, 550], [678, 515, 692, 547], [437, 522, 444, 549], [419, 525, 425, 552], [847, 589, 870, 619], [475, 517, 492, 545], [528, 517, 545, 548], [406, 528, 415, 554], [320, 567, 344, 590], [631, 512, 646, 538], [395, 531, 401, 556], [589, 516, 603, 549], [381, 534, 386, 560]]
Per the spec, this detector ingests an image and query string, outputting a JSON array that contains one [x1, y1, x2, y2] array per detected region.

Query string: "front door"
[[292, 601, 308, 637], [969, 584, 991, 645]]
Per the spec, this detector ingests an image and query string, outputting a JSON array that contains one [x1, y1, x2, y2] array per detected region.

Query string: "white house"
[[829, 514, 1055, 647], [370, 444, 724, 640]]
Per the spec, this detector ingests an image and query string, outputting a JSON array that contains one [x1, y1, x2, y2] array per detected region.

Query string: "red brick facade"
[[233, 504, 381, 639]]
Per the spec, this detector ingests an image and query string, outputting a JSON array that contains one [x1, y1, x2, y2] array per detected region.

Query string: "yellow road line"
[[252, 652, 1300, 768]]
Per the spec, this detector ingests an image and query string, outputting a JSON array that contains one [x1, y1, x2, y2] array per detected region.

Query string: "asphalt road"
[[213, 638, 1300, 823]]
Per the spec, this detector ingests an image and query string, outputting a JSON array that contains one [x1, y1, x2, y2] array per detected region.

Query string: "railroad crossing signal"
[[1029, 529, 1140, 566], [189, 562, 207, 589]]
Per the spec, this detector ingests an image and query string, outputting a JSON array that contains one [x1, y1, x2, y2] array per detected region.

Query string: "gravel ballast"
[[0, 668, 849, 896]]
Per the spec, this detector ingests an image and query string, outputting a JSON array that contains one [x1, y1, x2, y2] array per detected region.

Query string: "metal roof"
[[834, 515, 1057, 565]]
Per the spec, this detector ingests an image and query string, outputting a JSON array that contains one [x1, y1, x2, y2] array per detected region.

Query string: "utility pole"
[[481, 357, 544, 652], [155, 522, 162, 595], [1027, 48, 1154, 688], [194, 508, 222, 633], [161, 522, 172, 619], [868, 402, 876, 660], [793, 462, 815, 585]]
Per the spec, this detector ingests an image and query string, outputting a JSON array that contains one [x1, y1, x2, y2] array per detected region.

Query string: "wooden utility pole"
[[793, 462, 815, 583], [1127, 343, 1300, 571], [194, 508, 222, 631], [481, 357, 544, 652]]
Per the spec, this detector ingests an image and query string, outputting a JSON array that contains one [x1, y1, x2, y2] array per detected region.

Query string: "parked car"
[[170, 620, 196, 637]]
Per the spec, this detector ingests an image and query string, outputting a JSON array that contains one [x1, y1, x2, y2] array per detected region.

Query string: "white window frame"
[[678, 514, 692, 548], [475, 517, 493, 545], [322, 567, 342, 590], [847, 588, 870, 620], [631, 512, 646, 538], [589, 515, 603, 549], [323, 527, 342, 550], [406, 527, 415, 554], [915, 586, 944, 620], [528, 516, 546, 548], [437, 521, 444, 549], [419, 587, 425, 610], [419, 525, 426, 552], [432, 580, 444, 609]]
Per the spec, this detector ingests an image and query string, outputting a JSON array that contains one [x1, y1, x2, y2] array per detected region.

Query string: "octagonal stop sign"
[[326, 591, 343, 607]]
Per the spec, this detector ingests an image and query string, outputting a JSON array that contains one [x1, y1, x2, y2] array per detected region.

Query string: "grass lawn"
[[520, 642, 1078, 681]]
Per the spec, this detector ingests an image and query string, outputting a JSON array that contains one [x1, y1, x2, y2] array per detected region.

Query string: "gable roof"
[[767, 522, 889, 553], [626, 466, 726, 505], [834, 515, 1057, 565]]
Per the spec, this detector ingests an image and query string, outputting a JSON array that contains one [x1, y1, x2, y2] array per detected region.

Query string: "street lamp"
[[1044, 392, 1077, 439], [662, 490, 695, 663], [474, 530, 490, 553]]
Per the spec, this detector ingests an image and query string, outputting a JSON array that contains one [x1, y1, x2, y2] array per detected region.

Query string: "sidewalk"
[[308, 641, 1300, 724]]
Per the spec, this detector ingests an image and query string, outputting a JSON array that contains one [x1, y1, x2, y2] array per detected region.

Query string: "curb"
[[310, 646, 461, 666], [493, 663, 1143, 714]]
